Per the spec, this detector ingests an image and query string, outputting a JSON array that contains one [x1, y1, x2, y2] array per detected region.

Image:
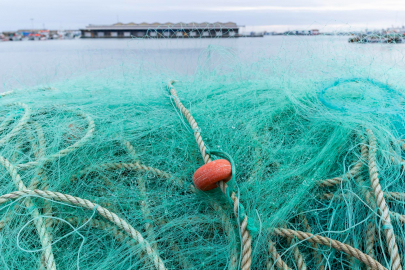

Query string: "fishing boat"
[[349, 33, 403, 43]]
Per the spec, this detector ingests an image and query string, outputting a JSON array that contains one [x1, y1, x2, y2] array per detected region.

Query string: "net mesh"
[[0, 29, 405, 270]]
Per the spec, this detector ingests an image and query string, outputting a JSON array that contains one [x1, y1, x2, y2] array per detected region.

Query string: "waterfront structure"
[[80, 22, 241, 38]]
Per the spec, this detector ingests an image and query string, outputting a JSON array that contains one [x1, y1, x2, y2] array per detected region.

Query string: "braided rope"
[[167, 85, 399, 270], [121, 142, 159, 252], [74, 138, 238, 269], [38, 216, 157, 266], [27, 121, 48, 190], [389, 146, 405, 167], [0, 121, 55, 269], [386, 192, 405, 201], [168, 80, 252, 270], [273, 228, 387, 270], [285, 231, 307, 270], [0, 90, 14, 97], [168, 173, 239, 269], [357, 171, 405, 267], [0, 205, 15, 231], [0, 155, 57, 270], [27, 121, 56, 268], [17, 111, 95, 170], [121, 141, 237, 269], [265, 136, 392, 270], [61, 216, 193, 270], [300, 214, 324, 270], [3, 92, 396, 270], [268, 239, 291, 270], [0, 189, 166, 270], [122, 139, 139, 161], [318, 138, 368, 187], [0, 103, 31, 145], [320, 192, 405, 225], [168, 82, 211, 164], [357, 175, 405, 226], [11, 124, 24, 162], [0, 108, 166, 270], [58, 217, 138, 247], [82, 215, 190, 268], [366, 222, 376, 270], [33, 121, 46, 160], [366, 129, 402, 270], [319, 136, 404, 269], [0, 104, 57, 270]]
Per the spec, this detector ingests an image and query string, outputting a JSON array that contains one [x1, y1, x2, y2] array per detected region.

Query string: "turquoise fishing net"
[[0, 31, 405, 269]]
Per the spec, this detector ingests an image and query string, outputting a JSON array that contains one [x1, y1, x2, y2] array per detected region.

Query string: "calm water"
[[1, 36, 405, 92]]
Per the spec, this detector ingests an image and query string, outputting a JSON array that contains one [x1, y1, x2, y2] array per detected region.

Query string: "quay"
[[80, 22, 263, 38]]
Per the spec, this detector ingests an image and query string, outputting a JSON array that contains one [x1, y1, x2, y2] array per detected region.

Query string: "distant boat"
[[349, 33, 403, 43]]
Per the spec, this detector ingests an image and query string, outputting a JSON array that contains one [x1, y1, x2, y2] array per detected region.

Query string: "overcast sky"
[[1, 0, 405, 32]]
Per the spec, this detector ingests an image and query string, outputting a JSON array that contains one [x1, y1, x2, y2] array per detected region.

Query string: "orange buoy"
[[192, 159, 232, 191]]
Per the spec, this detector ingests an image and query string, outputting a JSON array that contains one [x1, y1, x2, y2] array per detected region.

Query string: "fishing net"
[[1, 29, 405, 270]]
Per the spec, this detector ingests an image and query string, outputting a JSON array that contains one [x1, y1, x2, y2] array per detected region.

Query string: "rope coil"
[[167, 80, 254, 270]]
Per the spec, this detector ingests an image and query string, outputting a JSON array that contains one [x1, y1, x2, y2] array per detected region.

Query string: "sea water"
[[1, 35, 405, 92]]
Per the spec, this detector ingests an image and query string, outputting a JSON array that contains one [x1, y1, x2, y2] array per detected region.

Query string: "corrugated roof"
[[84, 22, 239, 30]]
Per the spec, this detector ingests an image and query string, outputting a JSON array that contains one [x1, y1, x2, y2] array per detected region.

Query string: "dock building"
[[80, 22, 241, 38]]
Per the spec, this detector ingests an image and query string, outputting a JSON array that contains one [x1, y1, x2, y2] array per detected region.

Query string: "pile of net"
[[1, 38, 405, 270]]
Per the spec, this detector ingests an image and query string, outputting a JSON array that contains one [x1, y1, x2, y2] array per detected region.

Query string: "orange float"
[[192, 159, 232, 191]]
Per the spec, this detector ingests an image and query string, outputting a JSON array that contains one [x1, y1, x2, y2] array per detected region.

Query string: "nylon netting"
[[0, 28, 405, 270]]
